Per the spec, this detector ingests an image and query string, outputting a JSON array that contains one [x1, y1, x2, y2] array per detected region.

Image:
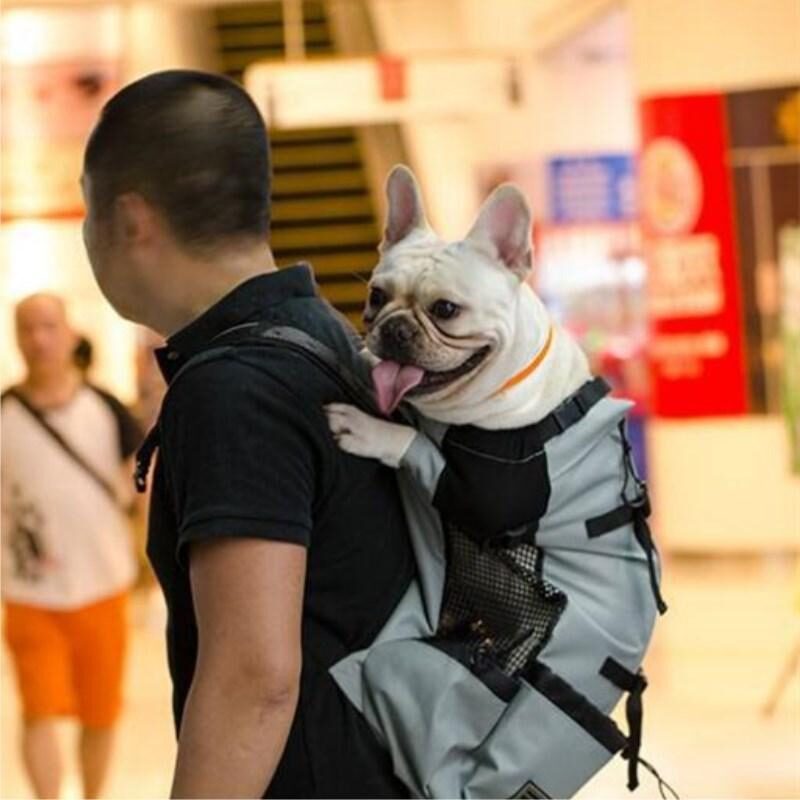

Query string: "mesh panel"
[[436, 525, 566, 677]]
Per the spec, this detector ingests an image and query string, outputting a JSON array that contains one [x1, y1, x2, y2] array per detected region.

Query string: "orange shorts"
[[3, 592, 128, 727]]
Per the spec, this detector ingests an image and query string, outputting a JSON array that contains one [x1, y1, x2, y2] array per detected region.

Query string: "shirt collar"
[[155, 263, 316, 382]]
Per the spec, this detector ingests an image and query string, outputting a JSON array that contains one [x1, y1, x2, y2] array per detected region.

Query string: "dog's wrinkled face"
[[365, 165, 534, 415]]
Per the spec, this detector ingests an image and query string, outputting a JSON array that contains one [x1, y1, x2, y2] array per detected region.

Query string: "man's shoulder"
[[170, 322, 364, 406], [159, 343, 332, 444], [169, 340, 324, 399]]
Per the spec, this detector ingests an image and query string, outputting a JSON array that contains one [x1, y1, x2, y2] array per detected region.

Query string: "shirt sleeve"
[[159, 355, 325, 565]]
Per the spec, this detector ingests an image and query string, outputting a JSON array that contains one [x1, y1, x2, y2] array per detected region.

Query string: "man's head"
[[82, 70, 271, 328], [15, 294, 78, 380]]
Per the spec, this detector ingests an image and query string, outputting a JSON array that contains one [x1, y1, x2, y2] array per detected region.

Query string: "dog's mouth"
[[372, 346, 491, 415]]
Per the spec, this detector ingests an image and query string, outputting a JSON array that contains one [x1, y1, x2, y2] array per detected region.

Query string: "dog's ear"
[[465, 185, 532, 280], [381, 165, 430, 251]]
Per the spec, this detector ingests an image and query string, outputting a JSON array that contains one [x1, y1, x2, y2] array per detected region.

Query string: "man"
[[1, 294, 141, 799], [81, 70, 415, 798]]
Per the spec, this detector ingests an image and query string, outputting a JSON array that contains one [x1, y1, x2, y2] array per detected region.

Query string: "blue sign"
[[548, 154, 636, 223]]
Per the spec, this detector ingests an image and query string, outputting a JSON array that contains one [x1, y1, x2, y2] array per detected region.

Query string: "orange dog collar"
[[492, 324, 554, 397]]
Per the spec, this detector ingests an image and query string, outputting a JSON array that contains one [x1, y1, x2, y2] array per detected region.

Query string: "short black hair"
[[84, 70, 271, 249]]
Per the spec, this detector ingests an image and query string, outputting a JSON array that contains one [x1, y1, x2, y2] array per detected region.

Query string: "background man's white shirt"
[[1, 386, 136, 609]]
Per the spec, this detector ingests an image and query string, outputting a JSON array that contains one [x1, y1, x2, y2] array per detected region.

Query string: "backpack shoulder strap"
[[253, 325, 379, 414], [134, 323, 378, 493]]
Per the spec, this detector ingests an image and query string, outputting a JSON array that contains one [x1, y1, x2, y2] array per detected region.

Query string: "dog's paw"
[[324, 403, 416, 468]]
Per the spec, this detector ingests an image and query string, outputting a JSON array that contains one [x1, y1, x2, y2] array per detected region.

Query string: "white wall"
[[123, 2, 219, 80], [648, 416, 800, 552], [367, 0, 474, 236], [629, 0, 800, 96]]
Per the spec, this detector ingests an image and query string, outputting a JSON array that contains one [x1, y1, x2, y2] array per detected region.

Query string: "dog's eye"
[[430, 300, 460, 320], [368, 287, 388, 309]]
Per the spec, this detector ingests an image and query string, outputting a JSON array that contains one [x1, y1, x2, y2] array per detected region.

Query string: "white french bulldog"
[[325, 164, 591, 464]]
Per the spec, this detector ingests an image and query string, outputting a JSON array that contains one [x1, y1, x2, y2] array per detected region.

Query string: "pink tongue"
[[372, 361, 425, 415]]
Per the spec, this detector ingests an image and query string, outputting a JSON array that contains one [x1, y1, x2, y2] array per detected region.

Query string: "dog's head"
[[365, 165, 536, 416]]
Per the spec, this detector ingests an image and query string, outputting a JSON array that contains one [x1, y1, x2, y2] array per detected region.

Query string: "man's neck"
[[156, 245, 278, 338], [22, 368, 82, 409]]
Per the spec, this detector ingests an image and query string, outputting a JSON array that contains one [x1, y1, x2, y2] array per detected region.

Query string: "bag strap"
[[135, 323, 378, 493], [252, 325, 380, 414], [5, 387, 124, 510], [528, 376, 611, 444]]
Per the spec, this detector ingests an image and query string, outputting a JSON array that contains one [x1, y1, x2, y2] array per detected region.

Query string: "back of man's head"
[[84, 70, 270, 251]]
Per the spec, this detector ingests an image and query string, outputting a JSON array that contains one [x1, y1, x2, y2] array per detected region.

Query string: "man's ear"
[[112, 192, 159, 246], [465, 184, 532, 280], [380, 164, 430, 252]]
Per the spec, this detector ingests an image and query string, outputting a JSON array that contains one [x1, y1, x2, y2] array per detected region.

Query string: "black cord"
[[638, 756, 680, 800]]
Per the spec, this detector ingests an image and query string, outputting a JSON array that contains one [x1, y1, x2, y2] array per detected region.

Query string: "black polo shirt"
[[146, 265, 414, 798]]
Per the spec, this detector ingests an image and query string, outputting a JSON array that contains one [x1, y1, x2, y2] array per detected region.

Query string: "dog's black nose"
[[393, 319, 416, 343], [380, 317, 419, 360]]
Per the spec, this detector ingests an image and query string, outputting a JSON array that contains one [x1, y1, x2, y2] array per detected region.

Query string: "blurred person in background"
[[73, 334, 94, 377], [1, 294, 143, 799], [81, 69, 413, 798]]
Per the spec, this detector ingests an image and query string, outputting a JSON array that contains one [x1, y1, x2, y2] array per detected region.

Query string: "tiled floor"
[[2, 556, 799, 799]]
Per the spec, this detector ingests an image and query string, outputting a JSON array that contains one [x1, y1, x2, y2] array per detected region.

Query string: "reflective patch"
[[510, 779, 550, 799]]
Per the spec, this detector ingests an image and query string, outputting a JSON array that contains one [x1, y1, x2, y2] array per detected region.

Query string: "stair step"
[[271, 169, 368, 195], [271, 195, 374, 222], [271, 222, 378, 250], [216, 5, 283, 25], [287, 251, 377, 275], [272, 127, 355, 144], [315, 280, 369, 306], [216, 2, 326, 27], [272, 142, 362, 169], [224, 45, 333, 70], [219, 22, 331, 49]]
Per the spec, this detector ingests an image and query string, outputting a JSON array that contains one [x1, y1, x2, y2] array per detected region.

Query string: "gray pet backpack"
[[136, 324, 673, 800]]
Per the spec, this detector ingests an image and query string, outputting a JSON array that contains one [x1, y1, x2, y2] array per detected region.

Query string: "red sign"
[[640, 94, 748, 416], [377, 56, 406, 101]]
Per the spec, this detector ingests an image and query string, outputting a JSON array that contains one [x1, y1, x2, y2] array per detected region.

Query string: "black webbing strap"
[[135, 424, 161, 494], [254, 326, 378, 414], [524, 659, 628, 755], [632, 500, 668, 615], [585, 421, 667, 615], [618, 419, 667, 616], [599, 658, 648, 791], [585, 494, 651, 539], [6, 387, 125, 509], [134, 324, 376, 494], [529, 376, 611, 445]]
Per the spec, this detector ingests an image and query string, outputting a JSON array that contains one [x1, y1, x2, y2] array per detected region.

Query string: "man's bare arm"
[[171, 537, 306, 799]]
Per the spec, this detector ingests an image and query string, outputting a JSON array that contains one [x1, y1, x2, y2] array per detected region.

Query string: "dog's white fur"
[[326, 165, 590, 465]]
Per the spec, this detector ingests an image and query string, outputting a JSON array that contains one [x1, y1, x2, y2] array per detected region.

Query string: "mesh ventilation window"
[[436, 525, 566, 676]]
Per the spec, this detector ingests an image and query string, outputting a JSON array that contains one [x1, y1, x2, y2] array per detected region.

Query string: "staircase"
[[215, 1, 385, 330]]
